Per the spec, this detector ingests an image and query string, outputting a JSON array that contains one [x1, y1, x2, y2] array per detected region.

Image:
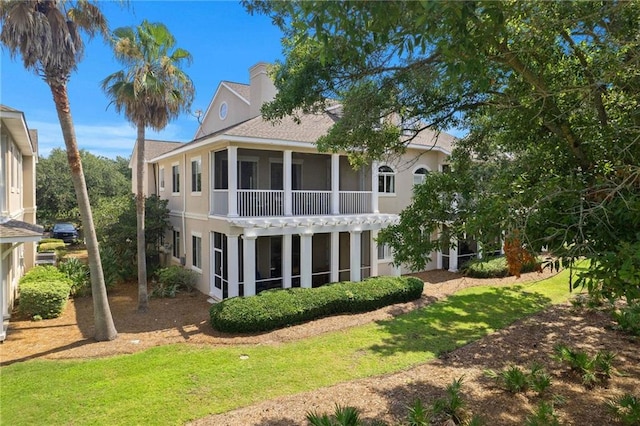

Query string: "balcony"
[[211, 189, 372, 217]]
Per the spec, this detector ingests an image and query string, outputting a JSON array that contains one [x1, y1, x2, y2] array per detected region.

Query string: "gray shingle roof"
[[144, 140, 184, 162], [0, 219, 43, 241], [222, 81, 250, 102]]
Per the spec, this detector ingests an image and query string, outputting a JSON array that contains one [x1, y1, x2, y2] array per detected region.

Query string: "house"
[[133, 63, 456, 300], [0, 105, 42, 340]]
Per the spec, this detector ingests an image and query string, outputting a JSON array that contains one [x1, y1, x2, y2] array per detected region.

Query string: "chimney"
[[249, 62, 277, 117]]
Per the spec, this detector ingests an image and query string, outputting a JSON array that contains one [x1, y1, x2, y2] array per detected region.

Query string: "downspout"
[[182, 152, 187, 264]]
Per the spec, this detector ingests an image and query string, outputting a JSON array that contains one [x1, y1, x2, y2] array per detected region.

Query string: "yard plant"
[[210, 276, 424, 332], [18, 266, 72, 319]]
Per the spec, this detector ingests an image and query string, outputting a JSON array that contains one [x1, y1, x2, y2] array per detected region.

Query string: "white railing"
[[238, 190, 284, 217], [293, 190, 331, 215], [212, 190, 228, 215], [339, 191, 372, 214], [211, 189, 372, 216]]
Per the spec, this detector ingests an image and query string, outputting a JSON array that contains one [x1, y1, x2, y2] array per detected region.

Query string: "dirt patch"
[[1, 269, 637, 425]]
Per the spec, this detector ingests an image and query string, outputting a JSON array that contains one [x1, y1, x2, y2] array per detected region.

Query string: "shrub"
[[484, 363, 552, 396], [38, 240, 66, 253], [553, 344, 617, 388], [606, 393, 640, 426], [210, 276, 424, 333], [462, 256, 540, 278], [307, 404, 363, 426], [18, 266, 72, 319], [152, 266, 200, 298], [99, 245, 121, 288], [612, 302, 640, 336], [525, 401, 560, 426], [58, 257, 90, 297]]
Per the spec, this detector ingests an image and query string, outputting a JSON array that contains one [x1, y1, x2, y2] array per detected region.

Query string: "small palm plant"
[[306, 404, 363, 426], [525, 401, 561, 426], [553, 344, 617, 388], [430, 376, 469, 425], [606, 393, 640, 426]]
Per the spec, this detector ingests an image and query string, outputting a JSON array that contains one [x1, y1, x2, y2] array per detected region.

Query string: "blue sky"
[[0, 1, 285, 159]]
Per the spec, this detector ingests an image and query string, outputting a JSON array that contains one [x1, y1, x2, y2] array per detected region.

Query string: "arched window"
[[378, 165, 395, 194], [413, 167, 429, 185]]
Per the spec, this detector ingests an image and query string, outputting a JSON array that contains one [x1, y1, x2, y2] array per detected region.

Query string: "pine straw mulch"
[[1, 269, 638, 426]]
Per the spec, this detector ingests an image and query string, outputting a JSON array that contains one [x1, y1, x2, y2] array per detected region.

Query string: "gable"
[[194, 82, 251, 139]]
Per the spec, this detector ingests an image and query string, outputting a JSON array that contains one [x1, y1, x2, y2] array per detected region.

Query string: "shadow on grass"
[[369, 285, 551, 357]]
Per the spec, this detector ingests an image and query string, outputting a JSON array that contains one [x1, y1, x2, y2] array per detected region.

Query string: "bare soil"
[[1, 269, 638, 426]]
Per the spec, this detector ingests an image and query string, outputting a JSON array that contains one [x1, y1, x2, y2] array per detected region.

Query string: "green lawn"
[[1, 268, 578, 425]]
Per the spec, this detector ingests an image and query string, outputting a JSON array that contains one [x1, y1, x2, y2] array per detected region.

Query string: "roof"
[[151, 107, 454, 163], [0, 104, 36, 156], [142, 140, 184, 162], [0, 219, 43, 243]]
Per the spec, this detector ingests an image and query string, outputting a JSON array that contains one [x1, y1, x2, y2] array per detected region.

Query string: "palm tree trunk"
[[50, 83, 118, 341], [136, 122, 148, 312]]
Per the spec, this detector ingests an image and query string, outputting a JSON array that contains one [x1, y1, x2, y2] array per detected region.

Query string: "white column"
[[227, 235, 239, 298], [284, 150, 292, 216], [330, 231, 339, 282], [350, 229, 362, 282], [449, 237, 459, 272], [436, 230, 443, 269], [228, 146, 238, 217], [331, 153, 340, 215], [242, 234, 257, 296], [371, 161, 379, 213], [300, 231, 313, 288], [370, 230, 379, 277], [283, 234, 292, 288], [477, 241, 483, 260]]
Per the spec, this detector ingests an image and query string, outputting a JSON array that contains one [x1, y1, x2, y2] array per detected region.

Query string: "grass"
[[1, 268, 578, 425]]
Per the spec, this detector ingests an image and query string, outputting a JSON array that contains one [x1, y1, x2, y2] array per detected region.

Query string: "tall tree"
[[101, 20, 194, 312], [245, 1, 640, 300], [37, 148, 130, 224], [1, 0, 118, 340]]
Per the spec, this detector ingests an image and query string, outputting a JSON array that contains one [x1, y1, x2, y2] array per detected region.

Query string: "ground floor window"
[[192, 235, 202, 269], [172, 230, 180, 259]]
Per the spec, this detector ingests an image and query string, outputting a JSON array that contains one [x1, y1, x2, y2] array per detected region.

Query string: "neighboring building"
[[0, 105, 42, 340], [132, 63, 455, 300]]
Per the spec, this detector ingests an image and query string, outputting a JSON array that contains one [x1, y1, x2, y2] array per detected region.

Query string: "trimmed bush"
[[38, 240, 66, 253], [210, 276, 424, 333], [463, 256, 539, 278], [19, 266, 72, 319]]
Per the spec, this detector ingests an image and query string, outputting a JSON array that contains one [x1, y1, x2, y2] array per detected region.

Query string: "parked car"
[[51, 222, 79, 244]]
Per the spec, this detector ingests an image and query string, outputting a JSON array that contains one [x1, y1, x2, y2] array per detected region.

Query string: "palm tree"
[[102, 21, 194, 312], [0, 0, 117, 340]]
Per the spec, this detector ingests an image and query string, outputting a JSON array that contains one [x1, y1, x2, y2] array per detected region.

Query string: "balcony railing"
[[211, 189, 373, 217]]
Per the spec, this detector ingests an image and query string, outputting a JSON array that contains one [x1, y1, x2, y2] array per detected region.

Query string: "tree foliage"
[[94, 194, 171, 282], [36, 148, 130, 225], [245, 1, 640, 300]]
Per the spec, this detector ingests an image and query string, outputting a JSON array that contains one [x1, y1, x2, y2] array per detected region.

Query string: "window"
[[159, 167, 165, 191], [377, 244, 392, 260], [191, 158, 202, 193], [413, 167, 429, 185], [441, 164, 451, 173], [378, 165, 395, 194], [172, 229, 180, 258], [172, 164, 180, 193], [192, 234, 202, 269]]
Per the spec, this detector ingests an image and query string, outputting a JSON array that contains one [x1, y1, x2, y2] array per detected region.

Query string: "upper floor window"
[[159, 167, 165, 191], [413, 167, 429, 185], [172, 164, 180, 193], [191, 157, 202, 193], [378, 165, 395, 194]]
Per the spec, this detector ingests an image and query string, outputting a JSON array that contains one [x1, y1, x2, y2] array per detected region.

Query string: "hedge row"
[[37, 239, 66, 253], [210, 276, 424, 333], [19, 266, 72, 319]]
